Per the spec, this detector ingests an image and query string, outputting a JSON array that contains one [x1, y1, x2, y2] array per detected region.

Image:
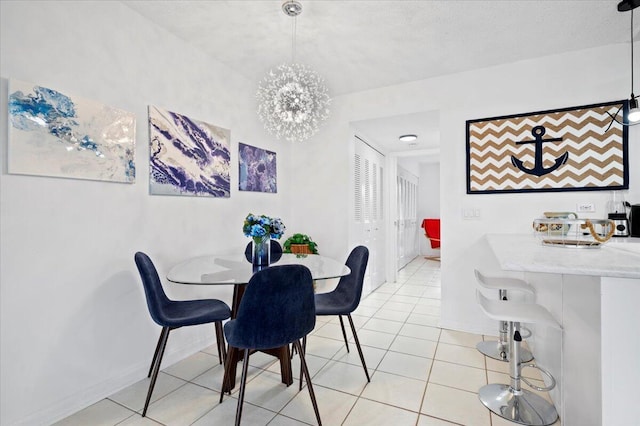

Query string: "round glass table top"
[[167, 253, 350, 285]]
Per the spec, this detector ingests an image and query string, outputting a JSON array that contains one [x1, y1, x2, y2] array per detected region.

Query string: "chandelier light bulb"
[[628, 95, 640, 122], [257, 63, 331, 142]]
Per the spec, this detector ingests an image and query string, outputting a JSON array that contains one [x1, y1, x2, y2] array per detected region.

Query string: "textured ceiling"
[[122, 0, 635, 155]]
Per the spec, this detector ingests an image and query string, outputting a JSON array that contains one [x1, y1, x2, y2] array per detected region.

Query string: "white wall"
[[418, 162, 440, 220], [396, 156, 421, 176], [291, 44, 640, 338], [0, 1, 291, 424]]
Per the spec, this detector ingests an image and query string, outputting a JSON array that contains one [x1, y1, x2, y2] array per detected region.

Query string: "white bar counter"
[[486, 234, 640, 426]]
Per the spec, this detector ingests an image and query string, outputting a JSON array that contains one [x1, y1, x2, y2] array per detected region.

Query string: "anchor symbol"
[[511, 125, 569, 177]]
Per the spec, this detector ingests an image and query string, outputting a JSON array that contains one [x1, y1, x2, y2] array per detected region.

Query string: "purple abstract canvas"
[[148, 105, 230, 197], [239, 143, 277, 193]]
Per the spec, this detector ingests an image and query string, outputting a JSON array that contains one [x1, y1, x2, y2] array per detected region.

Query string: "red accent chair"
[[421, 218, 441, 261]]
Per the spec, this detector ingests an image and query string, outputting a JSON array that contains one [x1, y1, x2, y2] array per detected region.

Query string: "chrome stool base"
[[478, 383, 558, 426], [476, 340, 533, 363]]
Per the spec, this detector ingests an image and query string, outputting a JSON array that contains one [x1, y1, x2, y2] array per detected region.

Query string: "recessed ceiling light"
[[399, 134, 417, 142]]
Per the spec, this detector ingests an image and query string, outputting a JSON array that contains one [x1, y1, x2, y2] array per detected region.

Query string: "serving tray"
[[532, 218, 614, 248]]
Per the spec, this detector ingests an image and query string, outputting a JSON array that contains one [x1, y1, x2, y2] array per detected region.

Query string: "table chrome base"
[[479, 383, 558, 426], [476, 340, 534, 363]]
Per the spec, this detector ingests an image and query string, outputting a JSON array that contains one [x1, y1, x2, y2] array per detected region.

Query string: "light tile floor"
[[55, 257, 561, 426]]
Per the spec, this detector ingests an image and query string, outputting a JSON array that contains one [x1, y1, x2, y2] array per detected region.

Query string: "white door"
[[351, 137, 385, 294], [396, 167, 418, 269]]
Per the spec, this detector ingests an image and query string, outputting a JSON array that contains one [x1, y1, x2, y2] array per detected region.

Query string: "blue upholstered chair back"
[[333, 246, 369, 313], [243, 240, 283, 263], [224, 264, 315, 349], [135, 252, 172, 326]]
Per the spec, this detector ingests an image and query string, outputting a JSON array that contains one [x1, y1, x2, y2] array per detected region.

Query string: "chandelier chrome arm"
[[257, 1, 331, 142]]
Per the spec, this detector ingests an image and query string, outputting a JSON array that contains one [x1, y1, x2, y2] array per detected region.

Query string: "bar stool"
[[476, 290, 561, 426], [475, 269, 534, 363]]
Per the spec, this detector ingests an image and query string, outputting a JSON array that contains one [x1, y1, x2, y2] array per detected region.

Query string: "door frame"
[[385, 149, 440, 284]]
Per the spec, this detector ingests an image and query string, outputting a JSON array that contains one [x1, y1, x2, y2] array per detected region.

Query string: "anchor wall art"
[[148, 105, 231, 197], [8, 79, 136, 183], [466, 100, 628, 194]]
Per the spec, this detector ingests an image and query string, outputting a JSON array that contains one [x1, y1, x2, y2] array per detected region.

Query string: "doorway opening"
[[350, 110, 441, 287]]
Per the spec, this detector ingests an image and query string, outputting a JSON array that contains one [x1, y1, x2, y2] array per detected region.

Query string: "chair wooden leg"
[[294, 340, 322, 426], [143, 327, 170, 417], [234, 349, 251, 426], [299, 335, 307, 390], [147, 327, 170, 377], [338, 316, 350, 353], [347, 314, 370, 382], [277, 345, 293, 386], [220, 345, 237, 403], [215, 322, 226, 365]]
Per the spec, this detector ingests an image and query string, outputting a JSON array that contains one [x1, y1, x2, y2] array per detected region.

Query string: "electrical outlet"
[[577, 202, 595, 213]]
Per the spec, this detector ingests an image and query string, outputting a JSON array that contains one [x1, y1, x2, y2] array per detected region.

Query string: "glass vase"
[[252, 236, 271, 267]]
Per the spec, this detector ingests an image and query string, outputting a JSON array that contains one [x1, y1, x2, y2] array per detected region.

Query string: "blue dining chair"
[[313, 246, 370, 382], [134, 252, 231, 417], [243, 239, 283, 263], [220, 264, 321, 426]]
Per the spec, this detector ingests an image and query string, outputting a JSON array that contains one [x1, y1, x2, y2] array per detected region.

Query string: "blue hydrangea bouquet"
[[243, 213, 286, 241]]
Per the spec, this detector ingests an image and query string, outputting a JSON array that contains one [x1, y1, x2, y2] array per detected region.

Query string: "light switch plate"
[[462, 208, 481, 219], [577, 202, 595, 213]]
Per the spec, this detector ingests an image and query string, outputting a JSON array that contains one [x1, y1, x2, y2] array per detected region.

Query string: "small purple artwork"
[[148, 105, 230, 197], [239, 142, 277, 193]]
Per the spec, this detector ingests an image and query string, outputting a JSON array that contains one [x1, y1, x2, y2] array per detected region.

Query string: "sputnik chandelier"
[[257, 0, 331, 142]]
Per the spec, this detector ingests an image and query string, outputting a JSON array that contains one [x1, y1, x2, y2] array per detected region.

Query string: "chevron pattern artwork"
[[466, 100, 628, 194]]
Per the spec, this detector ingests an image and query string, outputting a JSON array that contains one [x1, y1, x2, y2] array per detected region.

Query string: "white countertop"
[[486, 234, 640, 279]]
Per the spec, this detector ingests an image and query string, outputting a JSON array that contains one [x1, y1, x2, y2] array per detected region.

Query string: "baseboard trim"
[[12, 334, 215, 426]]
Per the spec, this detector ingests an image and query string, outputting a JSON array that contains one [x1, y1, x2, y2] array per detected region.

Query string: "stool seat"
[[477, 291, 561, 329], [475, 270, 535, 294], [474, 269, 535, 363]]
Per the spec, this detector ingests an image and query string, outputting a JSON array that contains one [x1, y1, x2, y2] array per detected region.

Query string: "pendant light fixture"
[[607, 0, 640, 129], [256, 0, 331, 142]]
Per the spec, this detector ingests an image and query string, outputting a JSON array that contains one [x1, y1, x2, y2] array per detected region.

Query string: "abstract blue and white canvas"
[[239, 142, 277, 193], [148, 105, 230, 197], [8, 79, 136, 183]]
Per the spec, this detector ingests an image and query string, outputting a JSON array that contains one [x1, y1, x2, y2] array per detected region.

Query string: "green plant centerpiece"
[[283, 233, 318, 254]]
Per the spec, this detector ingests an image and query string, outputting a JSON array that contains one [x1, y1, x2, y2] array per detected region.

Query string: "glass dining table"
[[166, 252, 351, 392]]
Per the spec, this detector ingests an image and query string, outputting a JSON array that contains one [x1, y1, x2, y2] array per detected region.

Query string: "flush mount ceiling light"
[[607, 0, 640, 129], [399, 134, 418, 142], [256, 0, 331, 142]]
